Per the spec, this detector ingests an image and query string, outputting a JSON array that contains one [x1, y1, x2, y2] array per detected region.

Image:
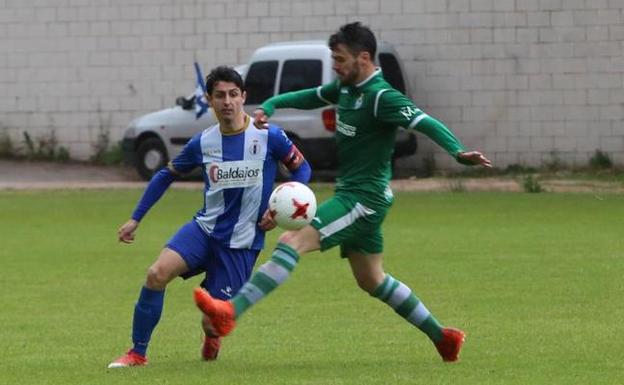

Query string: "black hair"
[[328, 21, 377, 58], [205, 65, 245, 95]]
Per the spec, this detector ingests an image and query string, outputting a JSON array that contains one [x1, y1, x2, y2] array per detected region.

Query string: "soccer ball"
[[268, 182, 317, 230]]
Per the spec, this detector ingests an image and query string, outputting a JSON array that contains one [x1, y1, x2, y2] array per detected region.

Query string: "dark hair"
[[205, 65, 245, 95], [328, 22, 377, 58]]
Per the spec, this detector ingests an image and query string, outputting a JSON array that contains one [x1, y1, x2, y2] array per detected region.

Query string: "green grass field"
[[1, 187, 622, 384]]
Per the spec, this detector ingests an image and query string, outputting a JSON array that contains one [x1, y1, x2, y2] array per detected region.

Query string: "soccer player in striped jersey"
[[108, 66, 311, 368], [194, 23, 491, 363]]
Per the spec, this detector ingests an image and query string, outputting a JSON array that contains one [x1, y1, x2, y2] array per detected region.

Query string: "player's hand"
[[253, 109, 269, 129], [118, 219, 139, 243], [457, 151, 492, 168], [258, 208, 277, 231]]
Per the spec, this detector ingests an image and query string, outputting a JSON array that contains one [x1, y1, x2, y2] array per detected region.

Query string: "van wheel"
[[136, 138, 168, 181]]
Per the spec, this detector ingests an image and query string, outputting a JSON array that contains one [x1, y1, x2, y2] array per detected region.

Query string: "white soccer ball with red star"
[[268, 182, 317, 230]]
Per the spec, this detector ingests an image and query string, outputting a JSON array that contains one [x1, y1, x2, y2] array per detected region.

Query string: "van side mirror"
[[175, 96, 194, 110]]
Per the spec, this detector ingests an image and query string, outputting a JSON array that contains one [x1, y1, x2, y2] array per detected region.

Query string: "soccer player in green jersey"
[[194, 22, 492, 362]]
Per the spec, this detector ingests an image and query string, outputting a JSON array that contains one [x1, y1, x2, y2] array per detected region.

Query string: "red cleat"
[[434, 327, 465, 362], [193, 287, 236, 337], [201, 336, 222, 361], [107, 350, 148, 368], [200, 314, 221, 360]]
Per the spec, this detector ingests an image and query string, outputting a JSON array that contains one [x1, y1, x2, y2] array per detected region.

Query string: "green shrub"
[[589, 149, 612, 170], [55, 146, 71, 162], [523, 174, 543, 193], [17, 130, 72, 161], [93, 140, 123, 165], [90, 128, 123, 165], [544, 151, 565, 172], [448, 178, 466, 193], [0, 132, 14, 158]]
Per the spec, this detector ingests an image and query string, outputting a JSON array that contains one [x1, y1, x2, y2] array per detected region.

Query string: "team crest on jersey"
[[354, 94, 363, 109], [249, 139, 261, 155]]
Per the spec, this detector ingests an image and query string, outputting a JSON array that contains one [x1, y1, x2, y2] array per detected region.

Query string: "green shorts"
[[310, 193, 391, 258]]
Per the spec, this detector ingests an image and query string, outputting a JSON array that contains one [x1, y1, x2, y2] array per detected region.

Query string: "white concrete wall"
[[1, 0, 622, 169]]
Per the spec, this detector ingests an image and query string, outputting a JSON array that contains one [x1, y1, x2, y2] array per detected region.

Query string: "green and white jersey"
[[261, 69, 466, 207]]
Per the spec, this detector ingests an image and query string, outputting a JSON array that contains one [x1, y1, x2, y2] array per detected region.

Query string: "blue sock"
[[131, 286, 165, 357]]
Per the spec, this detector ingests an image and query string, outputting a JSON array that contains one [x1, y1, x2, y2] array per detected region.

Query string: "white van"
[[122, 41, 417, 180]]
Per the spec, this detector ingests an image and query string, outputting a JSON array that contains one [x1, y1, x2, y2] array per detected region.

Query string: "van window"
[[279, 59, 322, 94], [378, 53, 406, 95], [245, 61, 278, 105]]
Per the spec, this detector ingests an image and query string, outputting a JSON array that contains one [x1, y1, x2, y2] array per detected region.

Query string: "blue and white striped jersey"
[[170, 118, 297, 250]]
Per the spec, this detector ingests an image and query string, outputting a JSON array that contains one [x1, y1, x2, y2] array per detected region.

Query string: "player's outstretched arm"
[[129, 167, 177, 224], [376, 89, 492, 168], [253, 82, 340, 130], [410, 114, 492, 168]]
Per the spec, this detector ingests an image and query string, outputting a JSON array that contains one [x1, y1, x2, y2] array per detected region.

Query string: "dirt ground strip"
[[391, 177, 624, 193], [0, 160, 622, 193]]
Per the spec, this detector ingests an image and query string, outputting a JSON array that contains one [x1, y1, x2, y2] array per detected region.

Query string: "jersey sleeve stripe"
[[408, 113, 429, 129], [373, 89, 390, 118], [316, 86, 333, 105]]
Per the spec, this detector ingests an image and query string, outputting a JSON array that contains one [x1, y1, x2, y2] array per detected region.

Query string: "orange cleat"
[[107, 350, 148, 368], [193, 287, 236, 337], [434, 327, 465, 362], [201, 336, 222, 361]]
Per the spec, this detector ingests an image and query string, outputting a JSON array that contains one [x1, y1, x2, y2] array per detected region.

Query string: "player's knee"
[[354, 272, 384, 294], [145, 264, 172, 289], [355, 276, 377, 294]]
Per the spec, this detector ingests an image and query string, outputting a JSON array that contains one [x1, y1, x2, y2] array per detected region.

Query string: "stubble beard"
[[339, 65, 360, 86]]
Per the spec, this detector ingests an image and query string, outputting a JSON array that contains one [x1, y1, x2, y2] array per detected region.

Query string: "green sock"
[[231, 243, 299, 318], [372, 274, 444, 342]]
